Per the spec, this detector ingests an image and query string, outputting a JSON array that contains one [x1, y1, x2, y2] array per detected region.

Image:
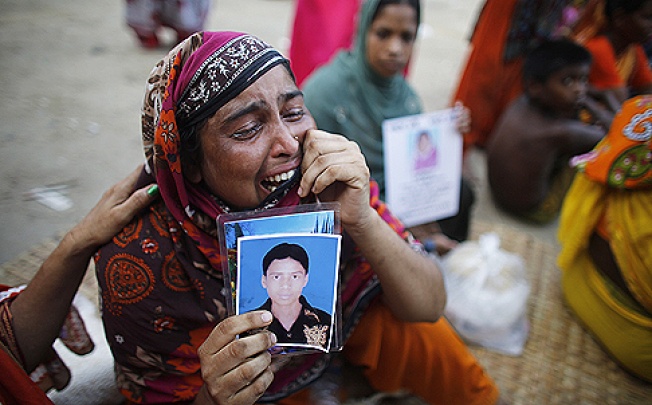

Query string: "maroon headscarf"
[[142, 31, 300, 272]]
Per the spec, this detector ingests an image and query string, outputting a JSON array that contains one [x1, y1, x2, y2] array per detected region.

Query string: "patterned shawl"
[[571, 95, 652, 189], [302, 0, 422, 197], [96, 31, 410, 403], [141, 31, 301, 270], [561, 95, 652, 317]]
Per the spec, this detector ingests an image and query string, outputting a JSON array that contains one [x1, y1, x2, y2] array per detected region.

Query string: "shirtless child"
[[486, 39, 614, 224]]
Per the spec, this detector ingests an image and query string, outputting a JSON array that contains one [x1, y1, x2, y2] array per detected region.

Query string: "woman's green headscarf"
[[302, 0, 422, 196]]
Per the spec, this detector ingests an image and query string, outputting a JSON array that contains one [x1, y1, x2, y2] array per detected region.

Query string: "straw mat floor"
[[468, 221, 651, 405], [0, 233, 100, 301], [1, 223, 651, 404]]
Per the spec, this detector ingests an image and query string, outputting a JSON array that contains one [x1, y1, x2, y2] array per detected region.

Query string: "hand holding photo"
[[382, 108, 463, 227]]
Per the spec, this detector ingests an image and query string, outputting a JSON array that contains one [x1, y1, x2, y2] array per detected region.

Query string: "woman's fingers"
[[71, 165, 157, 249], [454, 100, 471, 134], [216, 355, 275, 404], [199, 311, 274, 359], [198, 311, 276, 403], [299, 129, 369, 196]]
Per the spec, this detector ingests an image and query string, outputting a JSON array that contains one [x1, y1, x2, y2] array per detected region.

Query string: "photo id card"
[[217, 203, 343, 354], [236, 233, 341, 354]]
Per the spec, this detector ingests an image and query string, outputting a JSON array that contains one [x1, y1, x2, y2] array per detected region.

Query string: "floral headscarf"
[[571, 95, 652, 189], [141, 31, 300, 271]]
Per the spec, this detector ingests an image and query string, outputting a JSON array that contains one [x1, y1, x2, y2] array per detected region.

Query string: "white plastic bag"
[[442, 232, 530, 355]]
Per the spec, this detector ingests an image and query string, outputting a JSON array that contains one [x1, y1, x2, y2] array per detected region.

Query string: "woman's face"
[[365, 3, 418, 78], [194, 65, 316, 210]]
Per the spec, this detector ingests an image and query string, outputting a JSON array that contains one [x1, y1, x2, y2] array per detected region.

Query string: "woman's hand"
[[11, 165, 159, 372], [299, 131, 446, 322], [195, 311, 277, 405], [69, 164, 157, 252], [408, 222, 458, 255], [298, 129, 373, 230], [580, 90, 616, 130]]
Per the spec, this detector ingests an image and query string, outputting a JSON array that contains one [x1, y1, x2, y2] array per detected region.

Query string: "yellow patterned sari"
[[558, 95, 652, 381]]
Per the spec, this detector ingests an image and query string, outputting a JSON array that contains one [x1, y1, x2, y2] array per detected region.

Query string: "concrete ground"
[[0, 0, 559, 268]]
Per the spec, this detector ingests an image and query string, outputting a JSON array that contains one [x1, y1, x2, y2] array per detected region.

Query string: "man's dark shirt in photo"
[[257, 295, 331, 349]]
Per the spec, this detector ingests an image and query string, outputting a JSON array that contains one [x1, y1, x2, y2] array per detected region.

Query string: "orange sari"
[[278, 299, 500, 405], [451, 0, 524, 152]]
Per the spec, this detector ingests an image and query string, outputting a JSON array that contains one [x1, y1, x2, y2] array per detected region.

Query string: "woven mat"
[[2, 223, 651, 404], [468, 221, 651, 405], [0, 233, 100, 301]]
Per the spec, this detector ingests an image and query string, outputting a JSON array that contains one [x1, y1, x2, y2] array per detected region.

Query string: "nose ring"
[[293, 135, 298, 140]]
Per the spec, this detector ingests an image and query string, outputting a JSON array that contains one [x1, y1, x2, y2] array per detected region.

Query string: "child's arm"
[[582, 89, 617, 129], [554, 119, 606, 155]]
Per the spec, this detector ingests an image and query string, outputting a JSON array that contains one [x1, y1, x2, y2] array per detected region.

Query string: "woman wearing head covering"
[[558, 95, 652, 382], [95, 30, 498, 404], [302, 0, 475, 248], [302, 0, 421, 194], [573, 0, 652, 104]]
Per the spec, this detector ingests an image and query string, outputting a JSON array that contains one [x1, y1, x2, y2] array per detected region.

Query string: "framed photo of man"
[[236, 233, 341, 353]]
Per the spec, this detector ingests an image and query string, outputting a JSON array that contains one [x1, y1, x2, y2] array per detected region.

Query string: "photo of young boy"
[[236, 233, 340, 352]]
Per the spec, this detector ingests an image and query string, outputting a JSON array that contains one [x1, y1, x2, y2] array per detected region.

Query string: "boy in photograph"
[[256, 242, 332, 349]]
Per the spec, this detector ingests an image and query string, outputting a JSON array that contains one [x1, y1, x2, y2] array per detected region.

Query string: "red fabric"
[[289, 0, 361, 87], [1, 284, 55, 405], [451, 0, 523, 152], [584, 35, 652, 90], [0, 348, 54, 405]]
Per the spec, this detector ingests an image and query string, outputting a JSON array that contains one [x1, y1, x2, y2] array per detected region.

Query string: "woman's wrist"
[[343, 206, 380, 241], [191, 386, 213, 405], [61, 225, 101, 259]]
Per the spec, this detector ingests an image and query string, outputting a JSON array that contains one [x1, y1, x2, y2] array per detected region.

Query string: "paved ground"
[[0, 0, 559, 268]]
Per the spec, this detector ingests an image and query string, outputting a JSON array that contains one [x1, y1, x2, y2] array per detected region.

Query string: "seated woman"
[[301, 0, 475, 252], [558, 95, 652, 382], [574, 0, 652, 104], [94, 31, 500, 404]]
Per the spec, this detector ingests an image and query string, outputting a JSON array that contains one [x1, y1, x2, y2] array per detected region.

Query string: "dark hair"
[[178, 120, 205, 174], [372, 0, 421, 26], [262, 243, 309, 275], [522, 39, 592, 84], [605, 0, 651, 19]]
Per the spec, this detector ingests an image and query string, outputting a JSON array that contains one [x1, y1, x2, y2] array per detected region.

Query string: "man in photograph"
[[256, 242, 332, 349]]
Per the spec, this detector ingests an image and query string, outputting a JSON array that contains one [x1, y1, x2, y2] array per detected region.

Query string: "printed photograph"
[[236, 233, 341, 352]]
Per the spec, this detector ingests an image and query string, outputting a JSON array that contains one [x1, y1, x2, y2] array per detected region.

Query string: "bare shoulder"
[[489, 97, 544, 148]]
